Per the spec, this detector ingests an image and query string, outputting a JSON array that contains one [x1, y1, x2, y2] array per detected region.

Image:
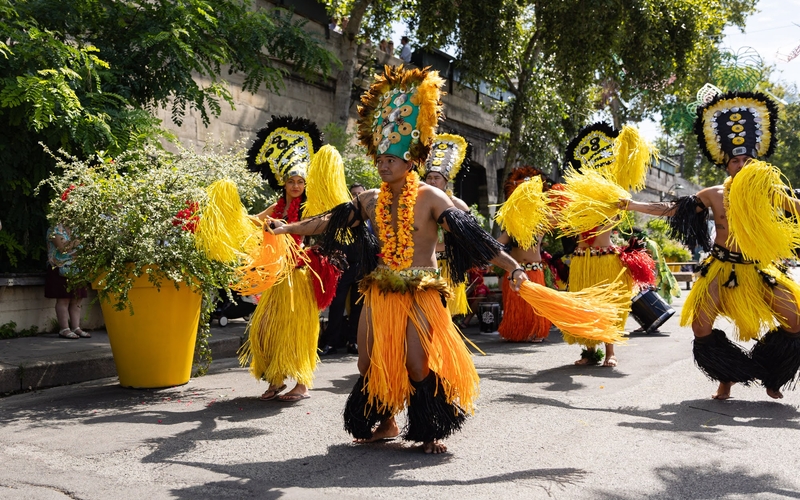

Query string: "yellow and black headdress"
[[422, 133, 470, 181], [247, 115, 323, 191], [564, 122, 619, 174], [357, 65, 444, 163], [694, 91, 778, 168]]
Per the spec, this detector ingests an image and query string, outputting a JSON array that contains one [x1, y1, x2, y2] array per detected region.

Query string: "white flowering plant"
[[38, 144, 266, 373]]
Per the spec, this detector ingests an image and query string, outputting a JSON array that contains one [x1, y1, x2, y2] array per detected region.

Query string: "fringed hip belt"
[[572, 246, 619, 257], [360, 266, 450, 296]]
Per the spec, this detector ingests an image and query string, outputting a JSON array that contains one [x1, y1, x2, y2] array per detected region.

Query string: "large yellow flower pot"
[[98, 275, 202, 388]]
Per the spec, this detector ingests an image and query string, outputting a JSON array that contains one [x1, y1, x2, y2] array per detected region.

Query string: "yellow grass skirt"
[[680, 257, 800, 342], [567, 251, 633, 347], [438, 258, 469, 316], [499, 268, 551, 341], [238, 267, 320, 387], [359, 267, 480, 416]]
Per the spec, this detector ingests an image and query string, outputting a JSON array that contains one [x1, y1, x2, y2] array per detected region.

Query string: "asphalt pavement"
[[1, 292, 799, 499]]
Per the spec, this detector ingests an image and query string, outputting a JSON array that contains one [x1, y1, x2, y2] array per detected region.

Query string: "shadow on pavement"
[[478, 363, 628, 393], [592, 463, 800, 499], [166, 443, 587, 499]]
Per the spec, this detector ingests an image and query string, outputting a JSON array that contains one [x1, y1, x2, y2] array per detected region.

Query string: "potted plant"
[[38, 145, 264, 388]]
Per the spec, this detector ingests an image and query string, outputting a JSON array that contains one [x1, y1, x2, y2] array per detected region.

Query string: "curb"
[[0, 331, 243, 395]]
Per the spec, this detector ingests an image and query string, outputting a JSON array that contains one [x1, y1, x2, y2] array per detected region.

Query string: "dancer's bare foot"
[[423, 440, 447, 454], [574, 357, 592, 366], [258, 384, 286, 401], [766, 388, 784, 399], [712, 381, 734, 400], [602, 356, 617, 367], [354, 417, 400, 443]]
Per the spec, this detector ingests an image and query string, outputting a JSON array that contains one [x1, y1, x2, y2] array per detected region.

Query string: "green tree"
[[413, 0, 755, 199], [0, 0, 338, 271]]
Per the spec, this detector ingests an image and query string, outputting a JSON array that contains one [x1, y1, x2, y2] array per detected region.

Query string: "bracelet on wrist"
[[508, 267, 525, 281]]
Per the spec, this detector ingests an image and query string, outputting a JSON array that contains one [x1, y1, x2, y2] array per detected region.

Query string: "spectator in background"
[[45, 223, 89, 339], [399, 36, 412, 63], [379, 39, 388, 53]]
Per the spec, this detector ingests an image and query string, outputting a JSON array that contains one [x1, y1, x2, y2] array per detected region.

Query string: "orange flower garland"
[[376, 170, 419, 270]]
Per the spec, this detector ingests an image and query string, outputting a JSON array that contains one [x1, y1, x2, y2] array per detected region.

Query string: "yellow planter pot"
[[98, 275, 202, 388]]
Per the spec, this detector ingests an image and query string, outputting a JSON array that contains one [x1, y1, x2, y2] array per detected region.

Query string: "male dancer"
[[621, 91, 800, 400], [271, 65, 530, 453]]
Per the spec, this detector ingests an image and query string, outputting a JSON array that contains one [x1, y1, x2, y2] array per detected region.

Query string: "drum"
[[630, 288, 675, 333], [479, 302, 501, 333]]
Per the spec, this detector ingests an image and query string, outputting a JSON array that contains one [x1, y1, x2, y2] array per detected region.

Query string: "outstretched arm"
[[432, 191, 528, 291], [272, 193, 368, 236], [619, 199, 678, 217]]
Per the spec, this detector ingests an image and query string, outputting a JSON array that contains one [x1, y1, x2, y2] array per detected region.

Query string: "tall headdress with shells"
[[357, 65, 444, 163]]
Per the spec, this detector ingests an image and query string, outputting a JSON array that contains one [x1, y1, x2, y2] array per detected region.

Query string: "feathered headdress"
[[357, 65, 444, 163], [422, 133, 470, 181], [247, 115, 323, 191], [694, 91, 779, 168]]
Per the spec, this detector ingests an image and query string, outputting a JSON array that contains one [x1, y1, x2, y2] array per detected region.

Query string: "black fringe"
[[693, 329, 757, 385], [317, 202, 379, 277], [404, 372, 467, 443], [667, 196, 712, 252], [343, 376, 392, 439], [751, 329, 800, 392], [440, 208, 504, 284]]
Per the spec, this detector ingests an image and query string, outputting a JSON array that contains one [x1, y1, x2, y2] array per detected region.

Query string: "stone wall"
[[0, 283, 104, 333]]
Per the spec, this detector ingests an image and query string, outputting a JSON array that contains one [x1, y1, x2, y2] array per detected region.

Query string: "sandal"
[[73, 328, 91, 338], [59, 328, 79, 339], [258, 384, 286, 401]]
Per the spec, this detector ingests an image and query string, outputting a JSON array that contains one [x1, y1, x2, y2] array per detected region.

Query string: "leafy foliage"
[[0, 0, 337, 272], [37, 144, 265, 373]]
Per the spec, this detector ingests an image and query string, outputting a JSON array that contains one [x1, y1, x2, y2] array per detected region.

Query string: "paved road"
[[1, 292, 799, 499]]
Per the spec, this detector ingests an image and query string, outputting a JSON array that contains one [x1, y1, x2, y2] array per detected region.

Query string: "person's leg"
[[602, 343, 617, 367], [321, 279, 351, 352], [349, 304, 399, 441], [751, 283, 800, 399], [55, 298, 78, 338], [690, 277, 751, 399], [68, 297, 90, 337]]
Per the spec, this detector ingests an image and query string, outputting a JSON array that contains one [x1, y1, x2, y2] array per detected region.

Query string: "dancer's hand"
[[509, 268, 529, 292], [617, 198, 631, 210], [267, 219, 286, 234]]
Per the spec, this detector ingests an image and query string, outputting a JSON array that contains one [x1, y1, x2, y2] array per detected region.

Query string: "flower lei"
[[274, 195, 303, 246], [376, 170, 419, 270]]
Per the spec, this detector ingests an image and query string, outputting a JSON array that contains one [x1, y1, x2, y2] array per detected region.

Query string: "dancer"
[[422, 133, 472, 317], [621, 91, 800, 400], [271, 65, 529, 453], [238, 115, 349, 402], [559, 123, 656, 367], [496, 167, 553, 342]]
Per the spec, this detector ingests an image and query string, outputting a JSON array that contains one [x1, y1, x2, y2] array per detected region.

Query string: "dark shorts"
[[44, 266, 88, 299]]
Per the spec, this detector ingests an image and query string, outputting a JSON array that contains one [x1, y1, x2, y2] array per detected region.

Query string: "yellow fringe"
[[438, 259, 470, 316], [608, 125, 654, 193], [680, 258, 800, 342], [195, 179, 256, 263], [362, 280, 480, 416], [563, 253, 633, 347], [234, 230, 302, 296], [238, 268, 320, 387], [727, 160, 800, 264], [558, 169, 630, 237], [303, 145, 351, 217], [495, 177, 552, 250]]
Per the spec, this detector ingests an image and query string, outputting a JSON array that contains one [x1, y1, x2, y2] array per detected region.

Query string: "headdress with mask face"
[[694, 91, 778, 169], [247, 115, 323, 192], [356, 65, 444, 164]]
